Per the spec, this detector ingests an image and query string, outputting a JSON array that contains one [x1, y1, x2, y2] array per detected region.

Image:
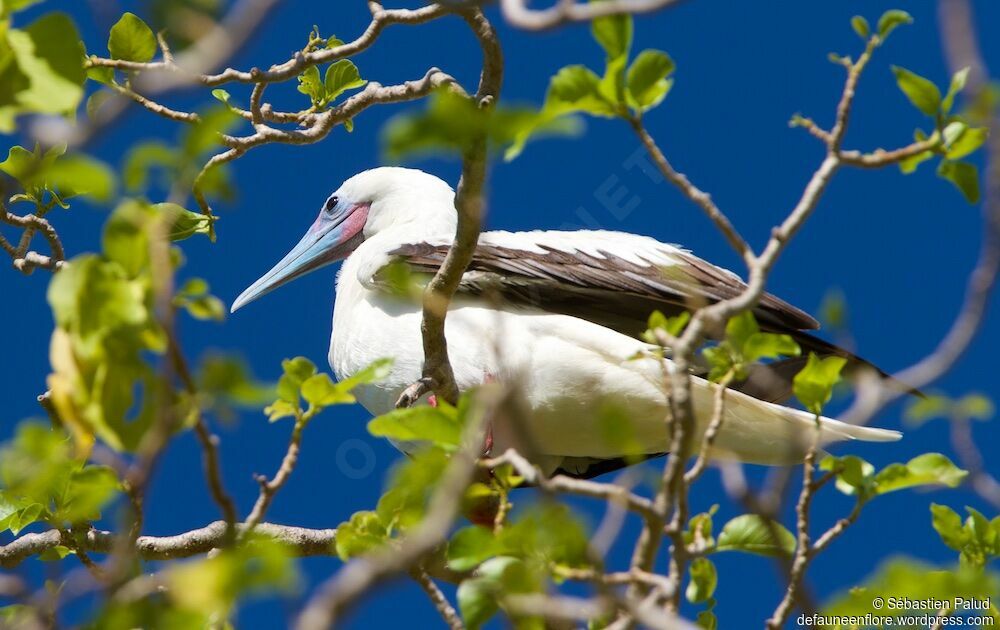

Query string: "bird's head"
[[231, 167, 455, 312]]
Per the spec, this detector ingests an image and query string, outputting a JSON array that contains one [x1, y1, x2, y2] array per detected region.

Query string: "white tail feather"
[[699, 385, 902, 465]]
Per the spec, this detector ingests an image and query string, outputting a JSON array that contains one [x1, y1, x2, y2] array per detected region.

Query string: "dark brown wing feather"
[[390, 242, 818, 337]]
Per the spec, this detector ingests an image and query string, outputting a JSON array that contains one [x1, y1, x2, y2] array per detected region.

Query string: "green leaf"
[[46, 155, 116, 202], [166, 535, 298, 618], [696, 609, 719, 630], [458, 556, 542, 630], [928, 505, 1000, 568], [891, 66, 942, 116], [904, 394, 950, 425], [211, 89, 231, 105], [702, 312, 800, 382], [942, 121, 967, 150], [448, 526, 499, 572], [937, 160, 981, 204], [942, 66, 970, 114], [86, 65, 115, 87], [324, 59, 366, 102], [743, 332, 801, 364], [334, 510, 388, 560], [385, 88, 579, 162], [182, 105, 239, 158], [457, 577, 500, 630], [174, 278, 226, 322], [0, 144, 114, 201], [197, 352, 277, 411], [873, 453, 968, 495], [931, 504, 969, 551], [591, 11, 632, 61], [181, 295, 226, 322], [376, 449, 449, 531], [643, 310, 689, 342], [300, 373, 355, 408], [686, 557, 717, 603], [0, 423, 120, 531], [626, 50, 675, 111], [793, 353, 847, 415], [296, 66, 324, 106], [1, 0, 44, 16], [597, 53, 628, 110], [733, 313, 799, 363], [851, 16, 870, 40], [5, 13, 86, 115], [337, 358, 393, 391], [0, 145, 36, 182], [101, 200, 154, 275], [899, 148, 935, 174], [9, 503, 43, 535], [546, 65, 614, 117], [824, 558, 999, 619], [683, 505, 718, 548], [57, 465, 120, 523], [275, 356, 317, 404], [264, 399, 297, 422], [877, 9, 913, 39], [955, 393, 994, 421], [122, 141, 177, 191], [0, 492, 19, 526], [701, 345, 736, 383], [716, 514, 795, 556], [157, 203, 213, 241], [946, 126, 989, 160], [821, 454, 875, 496], [367, 406, 462, 451], [108, 12, 157, 63], [38, 545, 72, 561]]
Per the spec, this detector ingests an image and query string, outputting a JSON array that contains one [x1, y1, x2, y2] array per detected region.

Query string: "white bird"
[[231, 167, 901, 478]]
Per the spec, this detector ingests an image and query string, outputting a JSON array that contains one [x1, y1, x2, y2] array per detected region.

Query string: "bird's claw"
[[395, 376, 436, 408]]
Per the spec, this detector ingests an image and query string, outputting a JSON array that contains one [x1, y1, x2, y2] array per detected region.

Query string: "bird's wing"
[[383, 229, 906, 399], [381, 230, 907, 480], [387, 229, 818, 338]]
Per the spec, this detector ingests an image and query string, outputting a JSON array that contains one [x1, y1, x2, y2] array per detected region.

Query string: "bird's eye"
[[325, 196, 339, 213]]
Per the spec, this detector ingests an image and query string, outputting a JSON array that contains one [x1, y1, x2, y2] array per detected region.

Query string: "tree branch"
[[839, 0, 1000, 426], [499, 0, 687, 31], [410, 567, 465, 630], [0, 521, 337, 569], [482, 448, 658, 520], [418, 8, 503, 404], [628, 117, 752, 263], [242, 412, 308, 536]]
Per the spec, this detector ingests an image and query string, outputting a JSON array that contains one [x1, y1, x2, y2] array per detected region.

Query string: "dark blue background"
[[2, 1, 998, 627]]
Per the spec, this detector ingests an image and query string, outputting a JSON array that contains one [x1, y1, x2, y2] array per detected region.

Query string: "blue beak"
[[230, 200, 369, 313]]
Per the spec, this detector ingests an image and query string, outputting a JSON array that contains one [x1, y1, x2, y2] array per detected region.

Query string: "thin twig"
[[629, 117, 752, 263], [242, 414, 307, 536], [482, 449, 658, 520], [410, 567, 464, 630]]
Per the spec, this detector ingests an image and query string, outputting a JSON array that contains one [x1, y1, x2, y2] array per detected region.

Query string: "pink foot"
[[483, 423, 493, 457]]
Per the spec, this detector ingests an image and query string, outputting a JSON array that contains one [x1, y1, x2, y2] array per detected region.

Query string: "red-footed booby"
[[231, 167, 901, 478]]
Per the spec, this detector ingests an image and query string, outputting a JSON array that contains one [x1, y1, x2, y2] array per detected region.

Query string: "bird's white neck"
[[329, 221, 455, 375]]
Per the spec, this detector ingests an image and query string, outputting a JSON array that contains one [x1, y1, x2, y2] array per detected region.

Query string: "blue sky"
[[2, 1, 999, 627]]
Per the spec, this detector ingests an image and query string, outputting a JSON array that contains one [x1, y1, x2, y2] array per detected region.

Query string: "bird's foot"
[[395, 376, 436, 408]]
